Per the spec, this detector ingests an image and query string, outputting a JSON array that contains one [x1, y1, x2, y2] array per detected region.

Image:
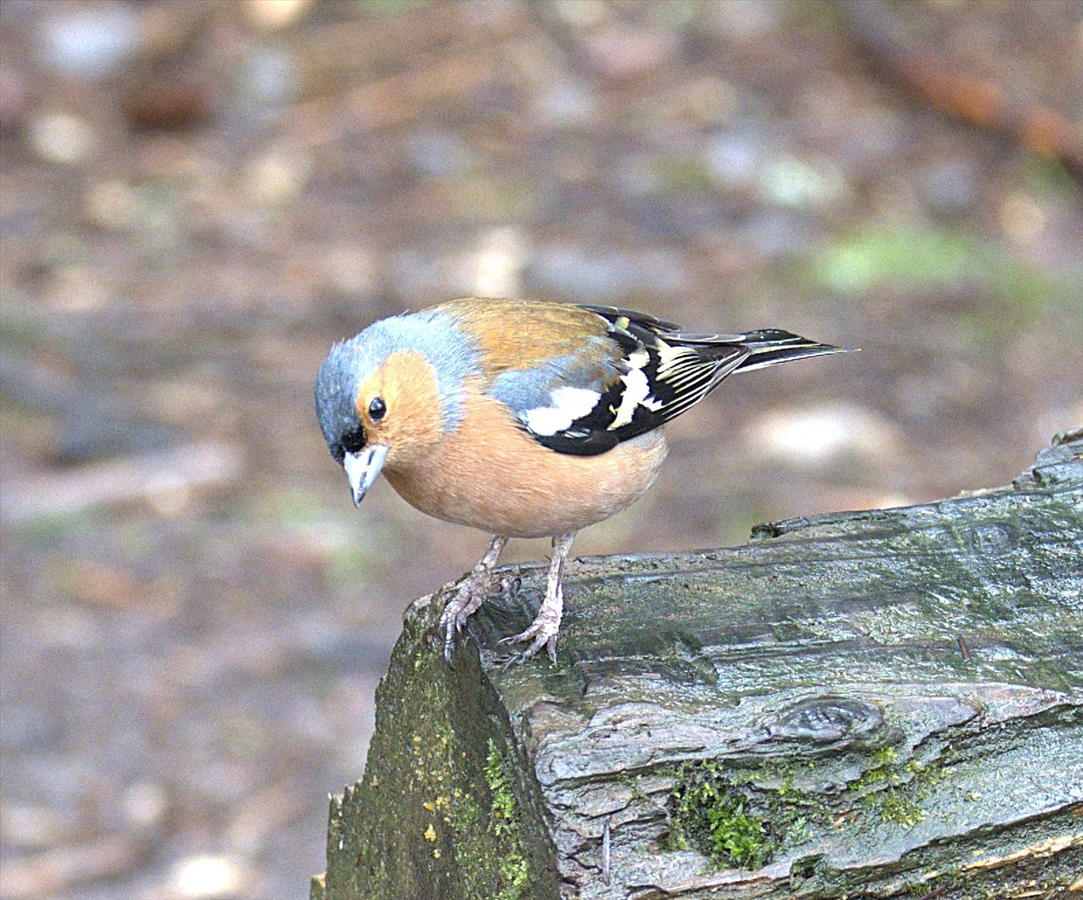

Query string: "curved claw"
[[438, 535, 509, 665], [439, 590, 475, 665], [442, 621, 459, 667], [500, 624, 559, 663]]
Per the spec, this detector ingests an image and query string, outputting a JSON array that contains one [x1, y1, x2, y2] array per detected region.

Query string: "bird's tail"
[[734, 329, 848, 373]]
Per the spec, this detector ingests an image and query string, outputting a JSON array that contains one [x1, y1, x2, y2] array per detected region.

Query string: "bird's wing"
[[488, 306, 751, 456]]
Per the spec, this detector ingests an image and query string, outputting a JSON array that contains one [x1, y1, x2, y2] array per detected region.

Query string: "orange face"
[[353, 349, 447, 471]]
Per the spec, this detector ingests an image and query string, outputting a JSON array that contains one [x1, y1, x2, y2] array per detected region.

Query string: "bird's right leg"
[[440, 534, 508, 663]]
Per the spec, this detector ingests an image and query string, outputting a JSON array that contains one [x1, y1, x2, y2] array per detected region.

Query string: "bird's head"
[[314, 311, 475, 505]]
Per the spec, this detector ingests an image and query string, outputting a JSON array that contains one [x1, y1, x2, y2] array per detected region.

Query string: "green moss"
[[665, 752, 863, 872], [484, 740, 530, 899], [666, 741, 951, 871], [879, 791, 926, 827], [325, 599, 557, 900], [851, 745, 935, 827], [667, 762, 775, 870], [705, 798, 768, 867], [866, 746, 898, 774]]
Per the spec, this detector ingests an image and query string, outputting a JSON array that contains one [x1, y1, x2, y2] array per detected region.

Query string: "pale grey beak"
[[343, 445, 389, 507]]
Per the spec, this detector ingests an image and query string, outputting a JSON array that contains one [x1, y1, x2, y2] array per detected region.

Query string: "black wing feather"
[[527, 306, 844, 457]]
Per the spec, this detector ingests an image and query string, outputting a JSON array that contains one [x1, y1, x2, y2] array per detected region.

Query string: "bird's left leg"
[[509, 531, 576, 662], [441, 534, 508, 663]]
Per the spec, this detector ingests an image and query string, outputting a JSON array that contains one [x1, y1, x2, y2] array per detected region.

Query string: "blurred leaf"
[[812, 227, 1074, 312]]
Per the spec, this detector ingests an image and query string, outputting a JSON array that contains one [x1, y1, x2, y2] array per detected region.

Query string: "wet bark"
[[313, 428, 1083, 900]]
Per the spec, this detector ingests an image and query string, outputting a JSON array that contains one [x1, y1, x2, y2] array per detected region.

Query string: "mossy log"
[[312, 429, 1083, 900]]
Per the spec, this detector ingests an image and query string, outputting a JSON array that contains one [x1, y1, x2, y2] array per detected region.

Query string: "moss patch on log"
[[314, 597, 558, 900], [666, 763, 776, 869]]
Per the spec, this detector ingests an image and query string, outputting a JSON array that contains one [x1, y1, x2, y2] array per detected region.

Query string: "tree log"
[[312, 428, 1083, 900]]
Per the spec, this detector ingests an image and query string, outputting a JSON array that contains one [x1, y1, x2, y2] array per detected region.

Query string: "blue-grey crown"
[[314, 308, 479, 458]]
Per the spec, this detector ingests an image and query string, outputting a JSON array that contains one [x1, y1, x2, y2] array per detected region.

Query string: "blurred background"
[[1, 1, 1080, 897]]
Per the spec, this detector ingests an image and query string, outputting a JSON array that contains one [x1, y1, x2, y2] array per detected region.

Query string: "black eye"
[[368, 397, 386, 421], [341, 426, 366, 456]]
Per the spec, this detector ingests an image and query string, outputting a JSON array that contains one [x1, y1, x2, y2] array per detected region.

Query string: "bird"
[[314, 297, 845, 664]]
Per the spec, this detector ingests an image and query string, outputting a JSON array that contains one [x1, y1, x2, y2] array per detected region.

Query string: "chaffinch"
[[315, 297, 843, 663]]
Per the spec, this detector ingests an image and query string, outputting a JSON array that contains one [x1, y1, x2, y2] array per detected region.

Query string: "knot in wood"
[[767, 696, 884, 742]]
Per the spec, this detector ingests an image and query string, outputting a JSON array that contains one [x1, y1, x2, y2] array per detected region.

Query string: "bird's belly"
[[383, 429, 668, 539]]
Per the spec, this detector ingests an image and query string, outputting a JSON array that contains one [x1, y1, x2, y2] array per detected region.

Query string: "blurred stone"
[[121, 781, 168, 830], [0, 835, 142, 900], [245, 144, 311, 207], [746, 402, 900, 467], [704, 126, 766, 191], [707, 0, 782, 39], [585, 23, 672, 79], [999, 192, 1045, 246], [231, 45, 300, 132], [552, 0, 609, 29], [1, 804, 66, 849], [169, 854, 247, 900], [320, 244, 377, 298], [528, 245, 688, 300], [676, 76, 738, 125], [612, 153, 663, 198], [224, 782, 303, 855], [838, 105, 906, 165], [470, 226, 529, 297], [46, 264, 108, 310], [136, 2, 208, 59], [738, 208, 813, 257], [27, 111, 95, 165], [534, 76, 598, 128], [38, 5, 139, 80], [244, 0, 314, 32], [404, 129, 475, 179], [38, 606, 102, 651], [59, 558, 140, 608], [85, 179, 137, 231], [124, 181, 185, 261], [0, 443, 244, 526], [757, 154, 848, 210]]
